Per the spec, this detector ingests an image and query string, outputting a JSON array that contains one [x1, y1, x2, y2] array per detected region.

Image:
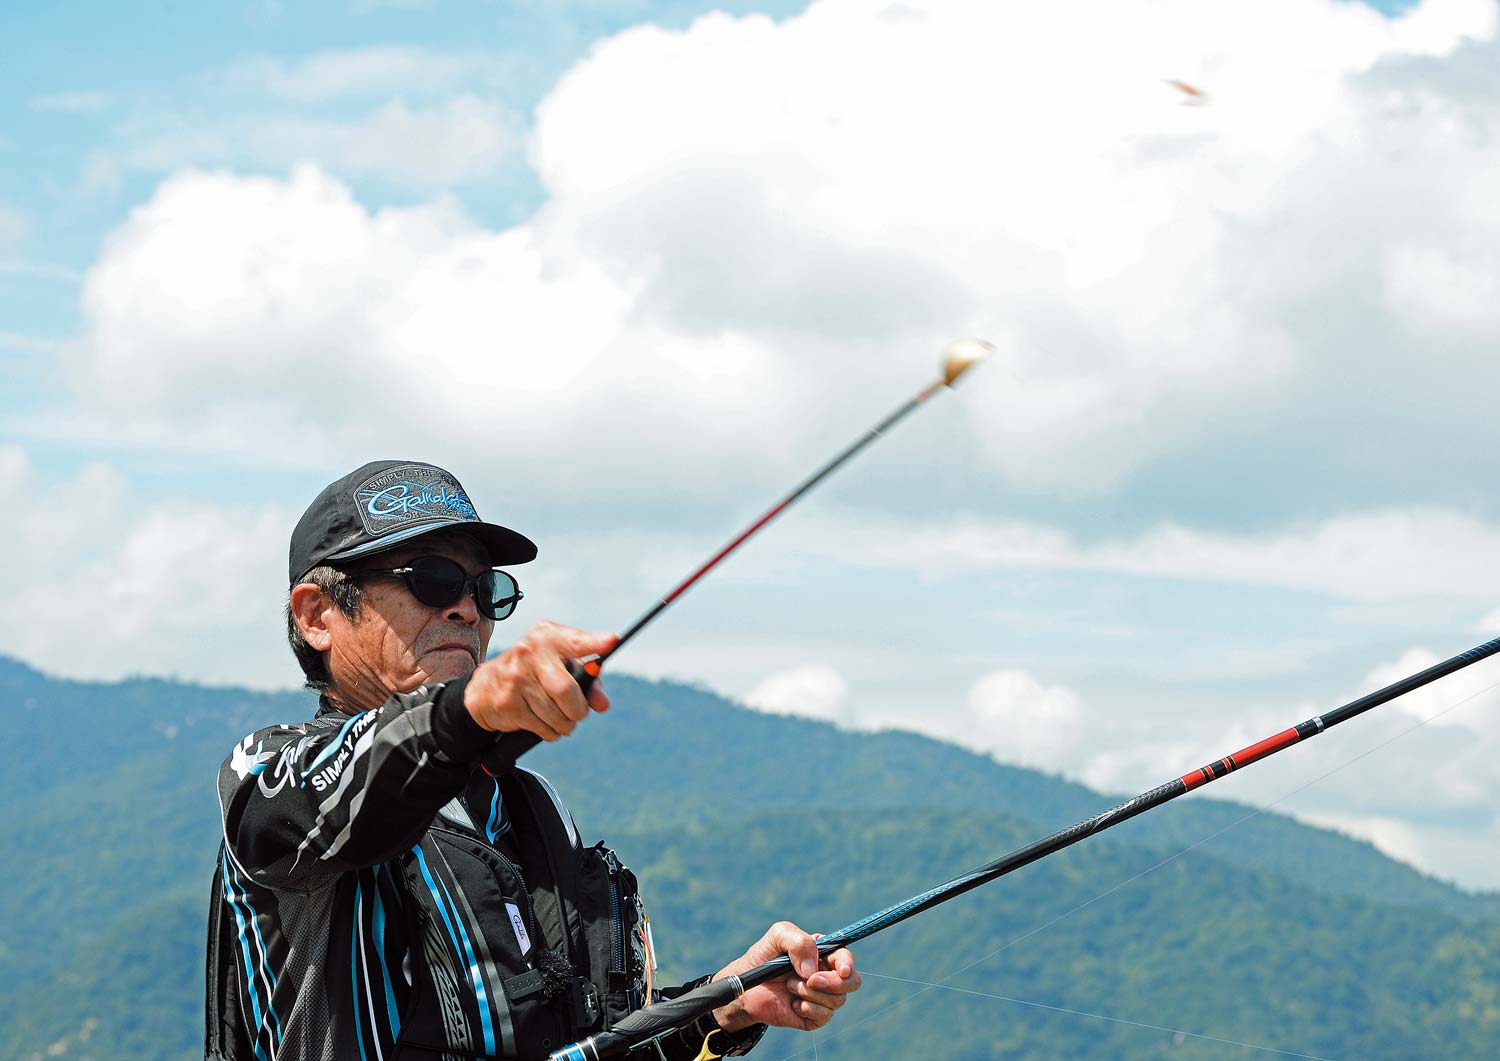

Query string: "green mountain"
[[1, 657, 1496, 1059], [523, 677, 1500, 925]]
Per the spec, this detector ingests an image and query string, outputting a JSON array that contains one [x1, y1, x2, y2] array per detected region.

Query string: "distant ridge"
[[528, 673, 1500, 923], [1, 658, 1496, 1058]]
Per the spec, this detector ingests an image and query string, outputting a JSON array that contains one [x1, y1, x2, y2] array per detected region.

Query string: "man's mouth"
[[427, 641, 479, 662]]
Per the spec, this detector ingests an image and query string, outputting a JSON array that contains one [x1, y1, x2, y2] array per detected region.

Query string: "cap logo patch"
[[353, 463, 479, 535]]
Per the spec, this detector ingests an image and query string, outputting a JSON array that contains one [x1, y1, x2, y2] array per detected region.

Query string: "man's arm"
[[220, 621, 615, 890], [218, 679, 491, 889]]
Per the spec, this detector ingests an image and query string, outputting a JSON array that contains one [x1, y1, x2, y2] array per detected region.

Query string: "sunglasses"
[[353, 555, 524, 621]]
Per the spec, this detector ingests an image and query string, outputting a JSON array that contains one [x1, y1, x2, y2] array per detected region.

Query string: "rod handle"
[[480, 655, 601, 772], [551, 975, 745, 1059], [567, 655, 599, 694]]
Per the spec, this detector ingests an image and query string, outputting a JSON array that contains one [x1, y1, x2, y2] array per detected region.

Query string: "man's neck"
[[318, 687, 364, 716]]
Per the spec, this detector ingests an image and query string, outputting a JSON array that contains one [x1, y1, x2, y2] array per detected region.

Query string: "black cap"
[[289, 460, 537, 584]]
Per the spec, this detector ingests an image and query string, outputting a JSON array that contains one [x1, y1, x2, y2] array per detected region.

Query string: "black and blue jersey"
[[206, 681, 757, 1060]]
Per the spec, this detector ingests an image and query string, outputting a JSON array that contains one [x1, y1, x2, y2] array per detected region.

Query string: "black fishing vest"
[[206, 766, 654, 1060]]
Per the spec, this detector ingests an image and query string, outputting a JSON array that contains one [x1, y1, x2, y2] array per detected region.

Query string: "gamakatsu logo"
[[362, 482, 476, 520], [352, 464, 479, 534]]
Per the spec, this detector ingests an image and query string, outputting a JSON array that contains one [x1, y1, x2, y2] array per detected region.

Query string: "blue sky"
[[4, 0, 1499, 889]]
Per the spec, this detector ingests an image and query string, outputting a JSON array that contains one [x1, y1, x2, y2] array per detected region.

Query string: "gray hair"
[[285, 565, 365, 691]]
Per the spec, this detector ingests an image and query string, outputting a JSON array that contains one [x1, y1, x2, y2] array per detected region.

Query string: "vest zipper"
[[603, 848, 626, 972]]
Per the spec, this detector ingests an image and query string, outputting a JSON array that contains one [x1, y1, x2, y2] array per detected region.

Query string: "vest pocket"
[[398, 832, 569, 1056], [577, 842, 653, 1029]]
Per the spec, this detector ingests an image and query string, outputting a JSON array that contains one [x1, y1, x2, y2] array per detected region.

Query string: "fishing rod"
[[546, 633, 1500, 1060], [482, 338, 994, 774]]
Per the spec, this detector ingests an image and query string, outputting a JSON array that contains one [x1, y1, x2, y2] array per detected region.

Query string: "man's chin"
[[418, 651, 479, 684]]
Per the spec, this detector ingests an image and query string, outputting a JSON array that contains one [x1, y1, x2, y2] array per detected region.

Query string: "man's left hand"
[[710, 921, 860, 1033]]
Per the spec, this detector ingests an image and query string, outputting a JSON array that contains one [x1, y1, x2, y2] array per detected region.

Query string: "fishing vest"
[[205, 767, 656, 1059]]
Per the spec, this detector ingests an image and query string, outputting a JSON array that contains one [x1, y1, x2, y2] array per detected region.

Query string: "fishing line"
[[773, 669, 1500, 1060], [857, 972, 1334, 1060]]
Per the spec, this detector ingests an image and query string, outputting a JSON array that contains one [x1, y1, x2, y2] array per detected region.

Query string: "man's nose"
[[445, 588, 482, 624]]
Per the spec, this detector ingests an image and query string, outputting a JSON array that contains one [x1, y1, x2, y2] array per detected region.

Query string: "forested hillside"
[[2, 657, 1496, 1059]]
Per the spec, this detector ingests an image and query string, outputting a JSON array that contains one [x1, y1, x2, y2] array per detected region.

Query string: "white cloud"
[[120, 96, 517, 188], [828, 506, 1500, 603], [722, 630, 1500, 887], [0, 446, 292, 688], [70, 163, 813, 504], [948, 669, 1087, 774], [1300, 810, 1500, 892], [222, 46, 486, 103], [915, 668, 1202, 798], [1212, 644, 1500, 889], [0, 332, 65, 355], [1362, 646, 1488, 728], [84, 47, 520, 190], [0, 202, 28, 246], [78, 152, 125, 198], [62, 0, 1500, 509], [528, 0, 1500, 489], [30, 91, 111, 114], [351, 0, 436, 11], [744, 663, 851, 723], [1384, 244, 1500, 334], [0, 262, 81, 284], [1387, 0, 1499, 54], [1134, 648, 1500, 889], [842, 646, 1500, 889], [745, 660, 1094, 776]]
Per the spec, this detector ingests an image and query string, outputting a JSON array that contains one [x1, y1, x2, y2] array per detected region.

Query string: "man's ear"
[[290, 583, 336, 652]]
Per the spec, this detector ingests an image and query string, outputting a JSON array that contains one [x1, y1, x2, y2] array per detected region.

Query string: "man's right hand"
[[463, 621, 617, 740]]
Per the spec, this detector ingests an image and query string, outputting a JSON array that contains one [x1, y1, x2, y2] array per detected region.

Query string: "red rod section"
[[596, 377, 949, 665], [484, 375, 958, 773], [663, 499, 792, 605], [1179, 727, 1302, 791]]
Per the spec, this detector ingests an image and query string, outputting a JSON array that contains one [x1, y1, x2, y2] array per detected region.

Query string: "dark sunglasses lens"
[[406, 556, 468, 608], [478, 570, 522, 620]]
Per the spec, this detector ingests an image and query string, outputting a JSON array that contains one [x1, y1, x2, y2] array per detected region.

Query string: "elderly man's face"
[[321, 530, 495, 710]]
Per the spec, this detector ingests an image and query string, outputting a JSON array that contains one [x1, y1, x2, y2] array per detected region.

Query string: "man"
[[207, 460, 859, 1061]]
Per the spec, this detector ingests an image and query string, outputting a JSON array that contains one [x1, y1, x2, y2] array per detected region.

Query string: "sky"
[[4, 0, 1500, 890]]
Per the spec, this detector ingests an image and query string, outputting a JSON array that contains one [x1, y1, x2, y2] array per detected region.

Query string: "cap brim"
[[326, 519, 538, 567]]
